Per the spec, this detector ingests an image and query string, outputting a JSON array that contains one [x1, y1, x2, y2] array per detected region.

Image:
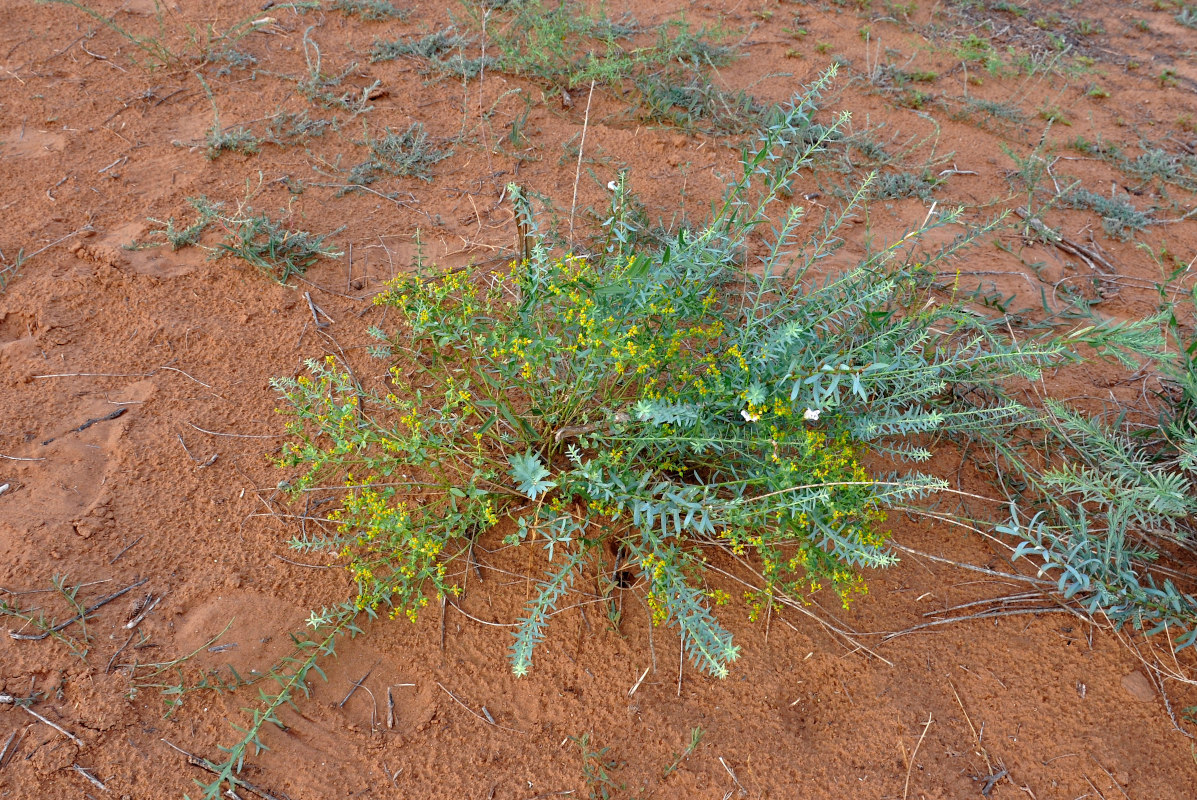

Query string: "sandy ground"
[[1, 1, 1196, 798]]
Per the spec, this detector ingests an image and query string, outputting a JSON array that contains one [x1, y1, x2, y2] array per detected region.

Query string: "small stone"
[[1120, 670, 1155, 702]]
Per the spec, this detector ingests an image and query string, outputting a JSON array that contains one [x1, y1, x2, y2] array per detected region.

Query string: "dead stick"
[[948, 679, 993, 773], [23, 705, 84, 747], [677, 632, 684, 697], [72, 763, 108, 792], [106, 631, 137, 673], [628, 665, 650, 698], [435, 682, 526, 735], [1089, 754, 1132, 800], [160, 739, 287, 800], [339, 661, 378, 708], [718, 757, 747, 797], [43, 407, 128, 445], [889, 542, 1050, 586], [881, 607, 1069, 642], [981, 768, 1008, 797], [72, 407, 127, 433], [1013, 208, 1116, 274], [553, 412, 630, 444], [902, 713, 933, 800], [0, 730, 17, 769], [177, 433, 201, 463], [10, 578, 148, 640], [109, 535, 145, 564], [304, 291, 332, 328]]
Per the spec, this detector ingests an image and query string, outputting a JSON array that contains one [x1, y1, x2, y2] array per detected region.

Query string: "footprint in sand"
[[2, 379, 154, 549]]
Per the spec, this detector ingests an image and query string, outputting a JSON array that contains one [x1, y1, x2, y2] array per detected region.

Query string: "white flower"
[[741, 409, 761, 423], [803, 408, 821, 422], [607, 180, 619, 191]]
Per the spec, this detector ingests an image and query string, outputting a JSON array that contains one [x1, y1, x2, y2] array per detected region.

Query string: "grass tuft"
[[264, 110, 332, 146], [326, 0, 409, 20], [1063, 188, 1152, 240], [346, 123, 449, 186], [370, 27, 469, 62], [135, 196, 340, 283]]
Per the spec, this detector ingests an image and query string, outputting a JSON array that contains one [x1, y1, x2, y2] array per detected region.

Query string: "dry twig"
[[435, 682, 525, 735], [902, 713, 933, 800], [23, 705, 84, 747], [9, 578, 148, 641], [161, 739, 288, 800]]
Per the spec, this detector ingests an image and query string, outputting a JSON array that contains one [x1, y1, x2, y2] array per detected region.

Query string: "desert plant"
[[35, 0, 175, 68], [1123, 146, 1197, 192], [264, 109, 332, 146], [203, 124, 260, 160], [370, 26, 471, 63], [273, 66, 1164, 683], [0, 250, 25, 293], [326, 0, 408, 20], [1063, 187, 1152, 240], [573, 733, 623, 799], [135, 196, 340, 283], [453, 0, 754, 131], [215, 208, 341, 283], [277, 69, 912, 681], [1144, 272, 1197, 477], [184, 74, 262, 160], [485, 0, 643, 88], [136, 196, 223, 250], [872, 169, 942, 200], [36, 0, 319, 69], [298, 27, 381, 114], [346, 122, 449, 186]]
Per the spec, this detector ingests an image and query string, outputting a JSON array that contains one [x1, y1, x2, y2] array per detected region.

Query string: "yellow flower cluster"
[[400, 409, 421, 433], [641, 553, 669, 626]]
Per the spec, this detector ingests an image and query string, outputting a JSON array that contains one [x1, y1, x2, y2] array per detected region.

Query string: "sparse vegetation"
[[346, 122, 449, 186], [473, 0, 755, 131], [326, 0, 409, 20], [0, 250, 25, 293], [136, 196, 341, 283], [370, 26, 470, 63], [298, 26, 381, 113], [872, 169, 942, 200], [203, 124, 260, 160], [264, 109, 332, 146], [1063, 187, 1152, 239]]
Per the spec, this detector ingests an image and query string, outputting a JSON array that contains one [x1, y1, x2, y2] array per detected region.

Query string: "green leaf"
[[507, 450, 556, 499]]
